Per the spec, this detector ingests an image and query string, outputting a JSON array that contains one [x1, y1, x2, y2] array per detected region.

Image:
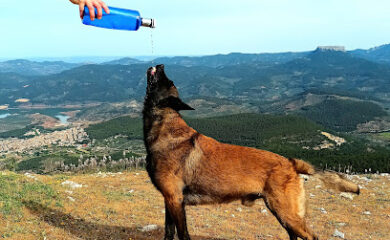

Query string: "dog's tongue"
[[151, 67, 156, 76]]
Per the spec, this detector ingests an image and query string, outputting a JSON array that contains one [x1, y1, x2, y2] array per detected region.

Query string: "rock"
[[24, 172, 38, 180], [236, 207, 242, 212], [141, 224, 158, 232], [333, 229, 345, 239], [67, 196, 75, 202], [310, 193, 315, 198], [363, 211, 371, 215], [61, 180, 83, 189], [320, 207, 327, 214], [340, 192, 354, 200]]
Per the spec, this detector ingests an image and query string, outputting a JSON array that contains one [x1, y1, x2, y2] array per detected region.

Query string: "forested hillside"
[[299, 99, 388, 131], [85, 114, 390, 172]]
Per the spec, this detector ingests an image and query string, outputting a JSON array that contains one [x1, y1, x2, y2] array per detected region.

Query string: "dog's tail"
[[289, 158, 360, 194]]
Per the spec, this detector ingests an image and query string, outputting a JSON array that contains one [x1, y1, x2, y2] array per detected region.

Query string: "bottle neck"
[[141, 18, 155, 28]]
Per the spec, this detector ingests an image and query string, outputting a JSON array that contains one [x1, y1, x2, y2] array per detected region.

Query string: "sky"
[[1, 0, 390, 60]]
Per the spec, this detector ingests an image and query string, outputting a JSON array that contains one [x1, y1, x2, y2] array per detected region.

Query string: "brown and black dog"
[[143, 64, 360, 240]]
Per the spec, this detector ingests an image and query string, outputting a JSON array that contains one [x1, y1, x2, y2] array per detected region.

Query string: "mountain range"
[[0, 59, 82, 76], [3, 43, 390, 75], [5, 45, 390, 103], [1, 44, 390, 132]]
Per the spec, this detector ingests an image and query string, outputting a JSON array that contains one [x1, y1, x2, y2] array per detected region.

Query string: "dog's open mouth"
[[147, 64, 165, 85], [151, 67, 156, 76]]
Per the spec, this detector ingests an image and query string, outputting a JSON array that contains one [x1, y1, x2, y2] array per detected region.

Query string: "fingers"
[[79, 0, 109, 21], [100, 1, 110, 14], [79, 2, 85, 19], [86, 1, 95, 21], [94, 2, 103, 20]]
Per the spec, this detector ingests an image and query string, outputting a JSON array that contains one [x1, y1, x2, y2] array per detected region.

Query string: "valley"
[[1, 44, 390, 175]]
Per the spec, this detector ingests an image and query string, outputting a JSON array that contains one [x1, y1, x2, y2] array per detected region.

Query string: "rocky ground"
[[0, 170, 389, 240]]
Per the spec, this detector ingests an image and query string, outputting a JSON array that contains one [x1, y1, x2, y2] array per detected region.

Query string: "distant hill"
[[2, 48, 390, 109], [153, 52, 308, 67], [231, 48, 390, 103], [103, 57, 144, 65], [0, 64, 150, 106], [350, 44, 390, 64], [0, 59, 82, 76], [298, 98, 388, 132]]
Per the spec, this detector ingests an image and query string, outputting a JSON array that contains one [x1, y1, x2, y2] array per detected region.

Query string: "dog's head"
[[145, 64, 194, 112]]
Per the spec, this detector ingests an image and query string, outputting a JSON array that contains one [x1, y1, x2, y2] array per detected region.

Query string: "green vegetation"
[[9, 143, 143, 174], [0, 172, 59, 220], [103, 190, 134, 201], [86, 116, 142, 140], [0, 114, 31, 133], [0, 125, 44, 139], [86, 113, 390, 173], [300, 99, 388, 132], [110, 151, 139, 161], [379, 132, 390, 140], [186, 113, 323, 146], [17, 154, 79, 173]]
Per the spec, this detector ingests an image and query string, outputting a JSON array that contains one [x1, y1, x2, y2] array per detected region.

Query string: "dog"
[[143, 64, 360, 240]]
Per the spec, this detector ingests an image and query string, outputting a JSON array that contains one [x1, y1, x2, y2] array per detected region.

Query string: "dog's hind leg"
[[287, 229, 298, 240], [164, 203, 176, 240], [264, 178, 318, 240], [264, 196, 317, 240]]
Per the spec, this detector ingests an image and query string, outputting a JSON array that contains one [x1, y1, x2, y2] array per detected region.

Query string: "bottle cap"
[[141, 18, 156, 28]]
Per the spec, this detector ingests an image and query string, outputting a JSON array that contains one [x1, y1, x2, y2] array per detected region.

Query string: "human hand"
[[70, 0, 110, 20]]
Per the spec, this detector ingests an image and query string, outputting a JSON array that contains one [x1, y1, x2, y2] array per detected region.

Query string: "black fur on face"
[[144, 64, 194, 112]]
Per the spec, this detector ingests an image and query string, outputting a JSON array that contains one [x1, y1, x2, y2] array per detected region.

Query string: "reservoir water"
[[55, 115, 70, 124], [0, 113, 11, 119]]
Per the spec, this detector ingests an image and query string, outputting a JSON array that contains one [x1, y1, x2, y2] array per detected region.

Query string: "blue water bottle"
[[82, 6, 155, 31]]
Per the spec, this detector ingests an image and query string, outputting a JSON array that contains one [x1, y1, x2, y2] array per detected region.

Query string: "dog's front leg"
[[164, 193, 190, 240], [164, 203, 176, 240]]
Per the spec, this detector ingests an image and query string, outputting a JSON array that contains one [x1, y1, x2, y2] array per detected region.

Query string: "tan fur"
[[144, 65, 360, 240], [289, 158, 360, 194], [316, 171, 360, 194], [297, 178, 306, 218], [290, 158, 316, 175]]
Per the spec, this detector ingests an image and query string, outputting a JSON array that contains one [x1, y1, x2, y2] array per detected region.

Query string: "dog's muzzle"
[[151, 67, 156, 76]]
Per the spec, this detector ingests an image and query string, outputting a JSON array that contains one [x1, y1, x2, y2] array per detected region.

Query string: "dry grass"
[[1, 171, 389, 240]]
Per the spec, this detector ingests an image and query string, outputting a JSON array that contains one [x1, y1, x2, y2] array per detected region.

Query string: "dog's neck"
[[143, 106, 191, 152]]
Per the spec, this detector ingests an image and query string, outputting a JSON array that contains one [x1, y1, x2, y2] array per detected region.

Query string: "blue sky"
[[1, 0, 390, 60]]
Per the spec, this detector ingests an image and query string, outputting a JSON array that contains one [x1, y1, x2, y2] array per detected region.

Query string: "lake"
[[55, 115, 70, 124], [0, 113, 11, 119]]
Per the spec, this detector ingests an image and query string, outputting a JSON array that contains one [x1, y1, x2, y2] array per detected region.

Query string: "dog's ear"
[[158, 96, 195, 111]]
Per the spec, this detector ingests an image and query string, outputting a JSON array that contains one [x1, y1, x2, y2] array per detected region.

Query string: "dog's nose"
[[151, 67, 156, 76]]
